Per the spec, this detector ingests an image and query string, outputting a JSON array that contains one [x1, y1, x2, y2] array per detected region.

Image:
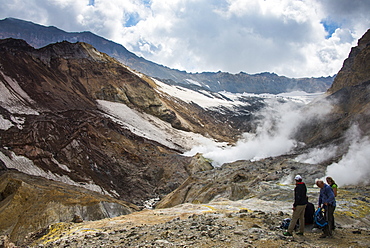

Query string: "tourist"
[[316, 179, 336, 238], [326, 176, 338, 229], [283, 175, 307, 236], [326, 176, 338, 197]]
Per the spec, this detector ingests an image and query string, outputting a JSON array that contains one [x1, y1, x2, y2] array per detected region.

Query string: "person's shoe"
[[319, 234, 327, 238], [296, 232, 304, 235], [283, 232, 293, 236]]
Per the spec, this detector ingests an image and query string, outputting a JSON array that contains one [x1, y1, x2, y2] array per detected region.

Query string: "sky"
[[1, 0, 369, 78]]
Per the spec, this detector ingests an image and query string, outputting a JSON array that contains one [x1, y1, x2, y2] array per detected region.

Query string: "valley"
[[0, 18, 369, 247]]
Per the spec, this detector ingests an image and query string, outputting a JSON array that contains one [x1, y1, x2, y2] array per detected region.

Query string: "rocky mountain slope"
[[0, 38, 237, 244], [328, 29, 370, 94], [0, 38, 196, 204], [0, 170, 138, 244], [295, 29, 370, 148], [0, 17, 333, 94]]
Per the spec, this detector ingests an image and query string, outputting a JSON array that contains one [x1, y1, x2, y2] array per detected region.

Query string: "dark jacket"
[[293, 182, 307, 207]]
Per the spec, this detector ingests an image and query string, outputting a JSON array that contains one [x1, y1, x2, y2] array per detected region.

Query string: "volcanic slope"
[[0, 37, 261, 244]]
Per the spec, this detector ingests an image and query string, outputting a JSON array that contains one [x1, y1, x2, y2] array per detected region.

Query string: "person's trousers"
[[287, 204, 306, 233], [323, 204, 335, 236]]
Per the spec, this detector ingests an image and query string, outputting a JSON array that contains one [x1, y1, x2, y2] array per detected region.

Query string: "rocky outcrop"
[[0, 18, 333, 94], [0, 170, 139, 245], [295, 29, 370, 148], [156, 155, 326, 209], [328, 29, 370, 94]]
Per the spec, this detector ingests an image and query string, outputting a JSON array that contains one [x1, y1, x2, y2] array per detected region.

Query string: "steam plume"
[[325, 125, 370, 186], [186, 96, 332, 166]]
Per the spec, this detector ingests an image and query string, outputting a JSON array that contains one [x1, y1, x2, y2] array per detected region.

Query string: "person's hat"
[[294, 175, 302, 180]]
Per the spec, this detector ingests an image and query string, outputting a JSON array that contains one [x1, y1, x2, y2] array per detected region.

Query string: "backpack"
[[304, 202, 315, 224], [280, 218, 291, 229], [314, 207, 327, 227], [280, 218, 299, 230]]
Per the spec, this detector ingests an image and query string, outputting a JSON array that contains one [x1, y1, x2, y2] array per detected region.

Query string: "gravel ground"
[[19, 190, 370, 248]]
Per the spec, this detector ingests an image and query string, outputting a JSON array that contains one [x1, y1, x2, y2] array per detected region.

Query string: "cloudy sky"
[[1, 0, 369, 78]]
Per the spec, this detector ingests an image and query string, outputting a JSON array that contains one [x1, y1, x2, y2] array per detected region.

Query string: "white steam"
[[325, 125, 370, 186], [295, 145, 338, 164], [186, 96, 332, 166]]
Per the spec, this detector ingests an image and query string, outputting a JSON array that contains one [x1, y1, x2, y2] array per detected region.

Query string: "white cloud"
[[0, 0, 369, 77]]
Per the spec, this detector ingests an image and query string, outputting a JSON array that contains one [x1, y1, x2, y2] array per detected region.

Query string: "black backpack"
[[314, 207, 328, 227]]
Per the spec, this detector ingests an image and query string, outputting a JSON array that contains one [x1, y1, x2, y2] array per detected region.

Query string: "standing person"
[[326, 177, 338, 197], [283, 175, 307, 236], [316, 180, 336, 238], [326, 176, 338, 229]]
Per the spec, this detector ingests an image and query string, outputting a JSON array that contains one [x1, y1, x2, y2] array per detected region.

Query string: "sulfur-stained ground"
[[21, 185, 370, 248]]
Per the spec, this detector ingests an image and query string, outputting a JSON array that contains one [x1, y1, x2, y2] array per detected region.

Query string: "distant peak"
[[1, 17, 35, 24]]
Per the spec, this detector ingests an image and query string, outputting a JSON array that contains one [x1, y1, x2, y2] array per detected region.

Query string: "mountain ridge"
[[0, 17, 333, 94]]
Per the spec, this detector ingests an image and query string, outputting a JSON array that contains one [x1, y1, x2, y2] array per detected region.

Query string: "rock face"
[[295, 29, 370, 147], [156, 155, 326, 209], [0, 17, 333, 94], [328, 29, 370, 94], [0, 170, 138, 245]]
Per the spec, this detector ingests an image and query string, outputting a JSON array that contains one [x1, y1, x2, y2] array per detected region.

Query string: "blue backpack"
[[314, 208, 328, 227], [280, 218, 299, 229], [280, 218, 291, 229]]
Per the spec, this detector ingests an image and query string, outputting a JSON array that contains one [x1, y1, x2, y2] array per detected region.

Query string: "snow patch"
[[0, 150, 111, 196], [97, 100, 212, 151], [51, 157, 72, 172], [220, 91, 324, 104], [0, 71, 39, 115], [154, 79, 237, 108], [11, 115, 26, 129], [185, 79, 202, 87], [124, 65, 145, 78], [0, 115, 13, 130]]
